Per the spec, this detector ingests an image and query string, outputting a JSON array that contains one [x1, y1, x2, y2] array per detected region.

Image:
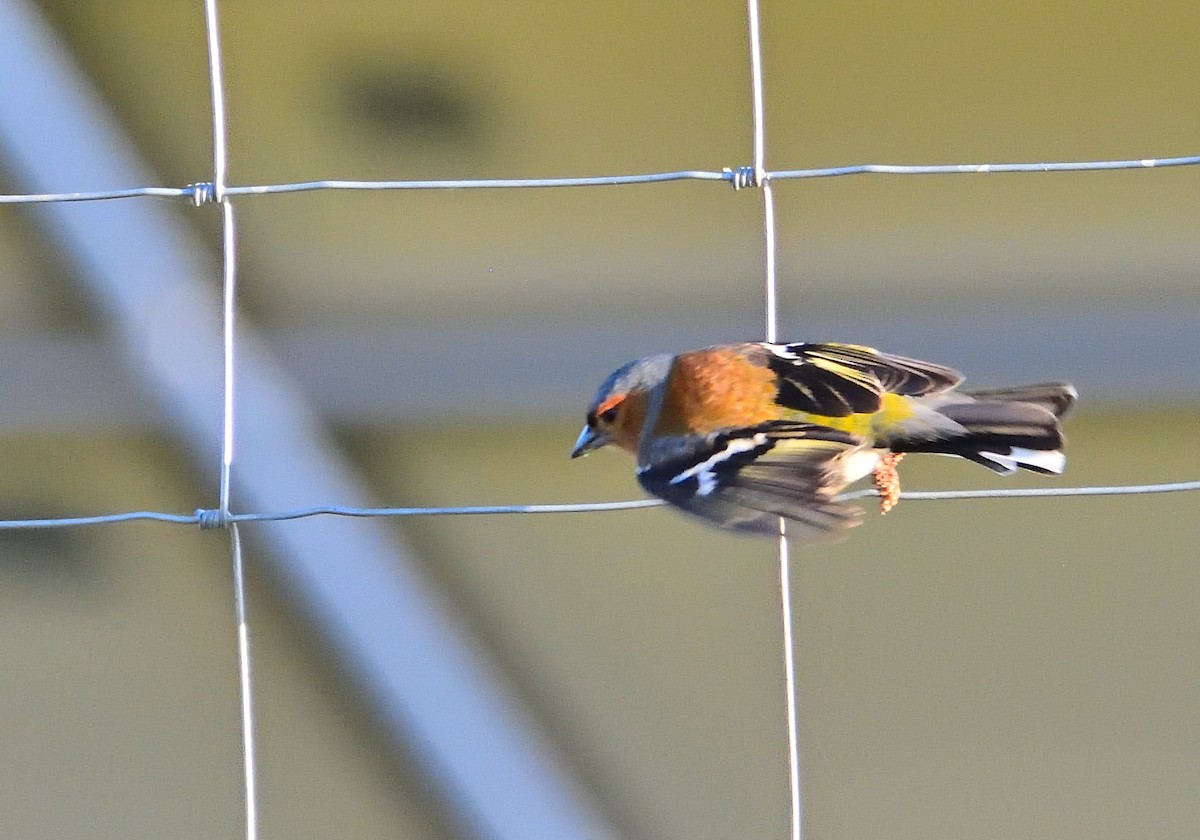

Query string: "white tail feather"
[[977, 447, 1066, 475]]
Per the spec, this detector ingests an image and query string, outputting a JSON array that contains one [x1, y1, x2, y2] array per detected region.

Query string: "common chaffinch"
[[571, 342, 1076, 540]]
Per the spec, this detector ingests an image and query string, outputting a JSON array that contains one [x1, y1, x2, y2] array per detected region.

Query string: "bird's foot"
[[873, 452, 905, 514]]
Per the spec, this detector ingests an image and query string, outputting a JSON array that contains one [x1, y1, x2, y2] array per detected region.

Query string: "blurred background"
[[0, 1, 1198, 838]]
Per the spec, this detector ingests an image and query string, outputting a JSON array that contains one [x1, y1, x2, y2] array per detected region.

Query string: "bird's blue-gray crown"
[[587, 353, 673, 409]]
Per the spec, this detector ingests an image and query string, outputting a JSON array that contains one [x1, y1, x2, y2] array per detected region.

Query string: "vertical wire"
[[204, 0, 228, 201], [746, 0, 778, 342], [203, 0, 233, 512], [202, 2, 258, 839], [776, 517, 801, 840], [746, 2, 803, 839], [746, 0, 767, 184], [230, 523, 259, 840], [762, 183, 779, 344], [219, 200, 237, 514]]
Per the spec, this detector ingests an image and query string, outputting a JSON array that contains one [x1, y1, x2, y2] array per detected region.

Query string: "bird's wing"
[[636, 421, 869, 539], [756, 342, 964, 418]]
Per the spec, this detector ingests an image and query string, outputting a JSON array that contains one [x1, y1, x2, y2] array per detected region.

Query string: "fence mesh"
[[0, 2, 1197, 839]]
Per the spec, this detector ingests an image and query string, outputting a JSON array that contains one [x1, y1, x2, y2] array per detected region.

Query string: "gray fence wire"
[[5, 153, 1200, 205], [0, 478, 1195, 531]]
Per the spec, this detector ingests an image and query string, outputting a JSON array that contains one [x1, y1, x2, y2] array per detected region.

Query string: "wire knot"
[[195, 508, 231, 530], [188, 182, 218, 206], [725, 165, 763, 190]]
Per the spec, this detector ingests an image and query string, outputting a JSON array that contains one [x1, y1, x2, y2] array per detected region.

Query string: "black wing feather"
[[761, 342, 963, 417], [637, 421, 868, 539]]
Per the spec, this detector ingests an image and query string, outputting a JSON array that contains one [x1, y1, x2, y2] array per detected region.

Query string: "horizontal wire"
[[0, 479, 1194, 530], [770, 153, 1200, 179], [3, 153, 1200, 205], [224, 171, 731, 195], [838, 479, 1200, 502], [0, 186, 191, 203], [233, 498, 668, 522], [0, 511, 201, 528]]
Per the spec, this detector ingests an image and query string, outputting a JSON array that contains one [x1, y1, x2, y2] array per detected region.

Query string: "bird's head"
[[570, 353, 673, 458]]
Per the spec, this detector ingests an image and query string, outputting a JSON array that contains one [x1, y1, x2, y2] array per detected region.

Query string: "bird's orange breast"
[[655, 348, 779, 436]]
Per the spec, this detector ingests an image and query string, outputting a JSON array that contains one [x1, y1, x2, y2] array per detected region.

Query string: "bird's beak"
[[570, 425, 608, 458]]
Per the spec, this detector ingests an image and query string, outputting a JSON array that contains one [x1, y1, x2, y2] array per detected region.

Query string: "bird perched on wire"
[[571, 342, 1076, 541]]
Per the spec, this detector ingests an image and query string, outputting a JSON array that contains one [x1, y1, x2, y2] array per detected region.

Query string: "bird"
[[570, 342, 1076, 541]]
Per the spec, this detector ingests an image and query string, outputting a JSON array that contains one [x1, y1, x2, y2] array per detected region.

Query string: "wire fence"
[[7, 154, 1200, 205], [0, 476, 1197, 532], [3, 2, 1199, 840]]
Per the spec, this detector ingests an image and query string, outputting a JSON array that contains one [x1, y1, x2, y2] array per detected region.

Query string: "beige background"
[[0, 2, 1196, 838]]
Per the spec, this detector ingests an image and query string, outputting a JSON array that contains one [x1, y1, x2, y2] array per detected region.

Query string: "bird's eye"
[[598, 406, 620, 424]]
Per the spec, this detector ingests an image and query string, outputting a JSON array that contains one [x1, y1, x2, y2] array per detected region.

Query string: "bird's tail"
[[894, 382, 1077, 475]]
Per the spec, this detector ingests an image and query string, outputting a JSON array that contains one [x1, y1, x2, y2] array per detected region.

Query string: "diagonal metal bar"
[[0, 2, 615, 838]]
